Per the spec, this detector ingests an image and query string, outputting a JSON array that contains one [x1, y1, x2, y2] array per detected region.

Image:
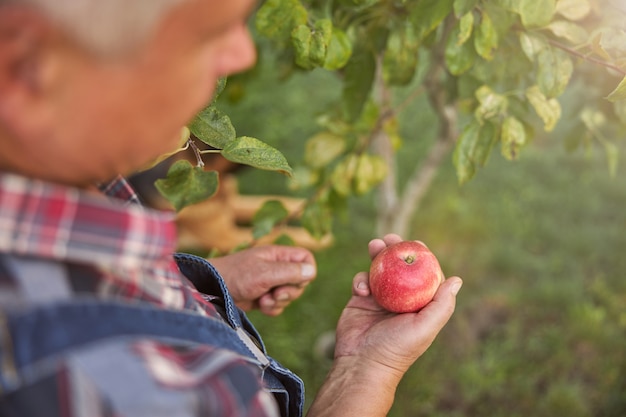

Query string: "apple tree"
[[157, 0, 626, 243]]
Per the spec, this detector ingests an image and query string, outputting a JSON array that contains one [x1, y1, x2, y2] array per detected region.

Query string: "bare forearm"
[[306, 357, 403, 417]]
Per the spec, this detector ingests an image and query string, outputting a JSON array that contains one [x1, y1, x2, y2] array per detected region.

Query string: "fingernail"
[[301, 264, 315, 279], [450, 280, 463, 296], [276, 293, 290, 302], [357, 281, 368, 291]]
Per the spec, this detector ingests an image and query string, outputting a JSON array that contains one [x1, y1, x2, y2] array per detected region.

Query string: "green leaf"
[[188, 106, 236, 149], [354, 154, 387, 195], [256, 0, 308, 41], [537, 47, 573, 98], [302, 201, 333, 240], [212, 78, 227, 103], [525, 86, 562, 132], [383, 22, 420, 85], [588, 32, 609, 60], [272, 234, 295, 246], [453, 120, 497, 184], [383, 116, 404, 151], [445, 23, 476, 75], [304, 132, 346, 169], [222, 136, 294, 176], [452, 123, 479, 184], [474, 85, 508, 122], [291, 24, 314, 69], [493, 0, 516, 11], [330, 154, 359, 196], [472, 121, 498, 168], [337, 0, 378, 6], [474, 10, 498, 61], [500, 116, 527, 160], [547, 20, 589, 45], [458, 12, 474, 45], [409, 0, 454, 40], [519, 32, 549, 61], [316, 113, 351, 136], [606, 76, 626, 102], [310, 19, 333, 66], [454, 0, 479, 17], [155, 160, 219, 212], [252, 200, 290, 240], [518, 0, 556, 28], [342, 42, 376, 122], [324, 28, 353, 70], [580, 107, 607, 132], [580, 106, 617, 175], [288, 166, 319, 191], [556, 0, 591, 21], [598, 28, 626, 58], [354, 99, 381, 133], [482, 3, 517, 34]]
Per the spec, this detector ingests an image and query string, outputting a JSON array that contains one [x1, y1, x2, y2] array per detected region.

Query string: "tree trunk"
[[390, 112, 456, 235], [373, 61, 458, 237], [372, 58, 399, 236]]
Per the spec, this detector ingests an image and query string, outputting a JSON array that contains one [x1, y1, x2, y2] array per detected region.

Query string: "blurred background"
[[128, 15, 626, 413], [211, 57, 626, 416]]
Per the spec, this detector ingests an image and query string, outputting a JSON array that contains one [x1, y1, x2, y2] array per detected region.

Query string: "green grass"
[[218, 58, 626, 416]]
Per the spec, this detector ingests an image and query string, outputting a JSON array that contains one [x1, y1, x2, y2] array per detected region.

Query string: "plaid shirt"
[[0, 172, 280, 417]]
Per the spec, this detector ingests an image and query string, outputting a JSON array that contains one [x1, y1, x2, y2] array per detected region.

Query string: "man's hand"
[[338, 234, 462, 369], [208, 245, 316, 316], [307, 234, 462, 417]]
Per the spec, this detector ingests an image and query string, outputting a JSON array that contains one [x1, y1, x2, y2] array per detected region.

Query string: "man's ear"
[[0, 6, 61, 102], [0, 6, 65, 140]]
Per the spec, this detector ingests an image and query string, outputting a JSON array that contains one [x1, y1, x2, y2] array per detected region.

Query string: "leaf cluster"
[[155, 79, 293, 212], [155, 0, 626, 241], [246, 0, 626, 239]]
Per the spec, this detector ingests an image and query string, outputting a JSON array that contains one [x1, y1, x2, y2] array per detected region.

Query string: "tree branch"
[[372, 55, 399, 236], [390, 105, 457, 235], [390, 24, 458, 236], [548, 38, 626, 76]]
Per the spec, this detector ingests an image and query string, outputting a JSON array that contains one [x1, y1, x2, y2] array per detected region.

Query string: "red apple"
[[369, 240, 444, 313]]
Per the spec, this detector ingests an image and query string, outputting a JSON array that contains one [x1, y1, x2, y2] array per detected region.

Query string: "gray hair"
[[2, 0, 187, 56]]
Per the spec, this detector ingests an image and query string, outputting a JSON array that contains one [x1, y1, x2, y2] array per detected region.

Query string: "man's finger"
[[410, 277, 462, 334]]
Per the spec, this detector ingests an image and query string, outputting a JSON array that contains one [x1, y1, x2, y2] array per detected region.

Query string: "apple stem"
[[404, 255, 415, 264]]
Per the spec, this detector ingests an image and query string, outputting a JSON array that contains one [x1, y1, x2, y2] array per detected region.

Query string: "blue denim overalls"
[[0, 253, 305, 417]]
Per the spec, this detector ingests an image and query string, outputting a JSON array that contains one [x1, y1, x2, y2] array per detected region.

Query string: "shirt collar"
[[98, 174, 143, 205], [0, 172, 177, 269]]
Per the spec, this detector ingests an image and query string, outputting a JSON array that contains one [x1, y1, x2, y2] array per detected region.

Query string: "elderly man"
[[0, 0, 462, 416]]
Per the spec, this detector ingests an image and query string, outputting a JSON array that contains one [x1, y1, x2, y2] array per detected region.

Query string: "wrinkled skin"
[[209, 245, 316, 316]]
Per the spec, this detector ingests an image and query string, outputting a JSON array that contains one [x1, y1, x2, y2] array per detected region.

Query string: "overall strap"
[[0, 300, 303, 416], [174, 253, 305, 417], [2, 300, 263, 371]]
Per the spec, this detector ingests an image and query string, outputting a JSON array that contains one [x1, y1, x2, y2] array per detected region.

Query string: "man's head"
[[0, 0, 257, 186]]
